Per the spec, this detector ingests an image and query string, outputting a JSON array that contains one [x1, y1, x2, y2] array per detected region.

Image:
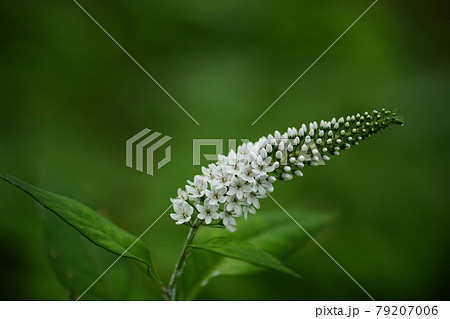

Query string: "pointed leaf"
[[40, 208, 163, 300], [0, 174, 159, 282], [178, 209, 333, 300], [190, 237, 300, 278]]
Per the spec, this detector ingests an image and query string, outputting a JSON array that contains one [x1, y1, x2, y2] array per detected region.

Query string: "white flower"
[[196, 199, 219, 224], [217, 154, 228, 165], [242, 204, 256, 220], [204, 183, 227, 205], [186, 175, 208, 199], [224, 150, 242, 175], [244, 191, 263, 209], [170, 188, 188, 205], [237, 162, 256, 183], [239, 142, 261, 163], [251, 155, 275, 176], [225, 194, 243, 215], [212, 166, 233, 187], [219, 209, 238, 232], [219, 209, 238, 226], [201, 165, 215, 181], [226, 176, 252, 199], [170, 202, 194, 225], [252, 175, 274, 194]]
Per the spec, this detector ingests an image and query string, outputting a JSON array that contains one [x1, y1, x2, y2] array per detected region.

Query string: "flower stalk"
[[167, 218, 202, 300]]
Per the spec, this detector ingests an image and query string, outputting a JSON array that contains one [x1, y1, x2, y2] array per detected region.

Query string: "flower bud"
[[294, 170, 303, 177], [301, 144, 308, 152], [260, 148, 267, 158]]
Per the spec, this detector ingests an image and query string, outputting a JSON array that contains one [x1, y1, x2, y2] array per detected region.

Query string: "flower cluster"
[[170, 109, 403, 231], [170, 142, 275, 232]]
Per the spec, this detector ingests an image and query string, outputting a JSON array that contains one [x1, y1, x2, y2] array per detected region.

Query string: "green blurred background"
[[1, 0, 449, 300]]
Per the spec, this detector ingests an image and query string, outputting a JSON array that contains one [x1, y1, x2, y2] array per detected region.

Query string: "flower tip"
[[294, 170, 303, 177], [392, 115, 404, 126]]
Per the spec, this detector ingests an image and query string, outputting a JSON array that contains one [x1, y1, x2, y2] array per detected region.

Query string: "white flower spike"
[[170, 109, 403, 231]]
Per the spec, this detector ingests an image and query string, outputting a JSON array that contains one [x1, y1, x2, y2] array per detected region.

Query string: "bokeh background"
[[1, 0, 449, 300]]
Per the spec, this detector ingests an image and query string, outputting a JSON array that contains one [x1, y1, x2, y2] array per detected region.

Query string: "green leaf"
[[190, 237, 300, 278], [178, 209, 333, 300], [40, 208, 163, 300], [0, 174, 159, 282]]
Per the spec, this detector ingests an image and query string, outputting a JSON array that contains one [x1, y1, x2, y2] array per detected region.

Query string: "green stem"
[[167, 218, 201, 300]]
